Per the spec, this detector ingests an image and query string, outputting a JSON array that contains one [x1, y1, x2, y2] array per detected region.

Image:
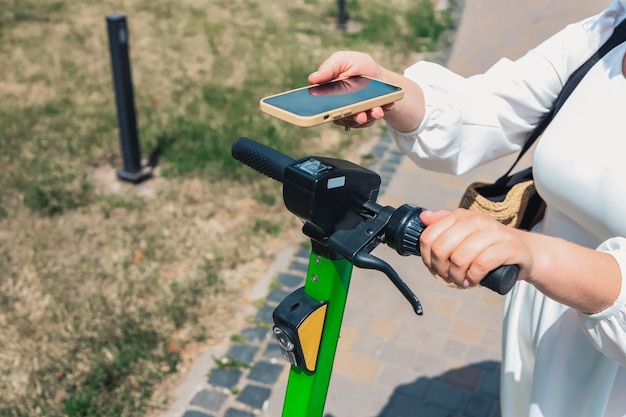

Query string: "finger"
[[429, 222, 477, 281], [342, 111, 376, 127], [419, 210, 450, 226], [308, 70, 334, 85], [465, 247, 502, 287], [354, 111, 370, 124], [418, 211, 458, 275], [353, 108, 383, 125], [448, 231, 498, 287], [359, 104, 394, 123], [465, 233, 525, 286], [308, 51, 355, 84], [418, 209, 455, 271], [370, 107, 384, 120], [451, 216, 525, 287], [420, 209, 485, 281]]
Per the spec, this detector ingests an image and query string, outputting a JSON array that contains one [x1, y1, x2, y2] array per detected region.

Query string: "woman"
[[309, 1, 626, 415]]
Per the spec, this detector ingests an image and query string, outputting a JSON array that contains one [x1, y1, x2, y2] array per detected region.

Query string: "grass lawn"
[[0, 0, 455, 415]]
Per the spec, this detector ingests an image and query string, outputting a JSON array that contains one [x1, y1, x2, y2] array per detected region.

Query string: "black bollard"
[[337, 0, 349, 30], [106, 14, 152, 183]]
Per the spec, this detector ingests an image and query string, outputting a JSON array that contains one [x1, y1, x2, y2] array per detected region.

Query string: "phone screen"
[[262, 76, 401, 117]]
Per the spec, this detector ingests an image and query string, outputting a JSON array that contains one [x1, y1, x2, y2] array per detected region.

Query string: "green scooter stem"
[[280, 250, 353, 417]]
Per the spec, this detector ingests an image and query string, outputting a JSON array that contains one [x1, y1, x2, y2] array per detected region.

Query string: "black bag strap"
[[502, 17, 626, 178]]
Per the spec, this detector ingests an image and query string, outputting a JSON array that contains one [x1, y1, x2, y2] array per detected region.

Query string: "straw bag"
[[459, 19, 626, 230], [459, 167, 545, 230]]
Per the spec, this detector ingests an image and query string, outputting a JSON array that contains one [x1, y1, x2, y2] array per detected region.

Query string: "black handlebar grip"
[[231, 137, 295, 183], [479, 264, 519, 295]]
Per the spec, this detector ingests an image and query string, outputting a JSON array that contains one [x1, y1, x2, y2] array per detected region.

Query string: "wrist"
[[520, 233, 622, 313], [381, 72, 425, 132]]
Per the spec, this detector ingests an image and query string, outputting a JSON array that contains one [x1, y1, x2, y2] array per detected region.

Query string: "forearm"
[[521, 231, 622, 314], [379, 67, 426, 132]]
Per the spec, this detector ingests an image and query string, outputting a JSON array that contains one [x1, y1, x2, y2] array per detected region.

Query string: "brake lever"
[[323, 205, 424, 315], [352, 251, 423, 315]]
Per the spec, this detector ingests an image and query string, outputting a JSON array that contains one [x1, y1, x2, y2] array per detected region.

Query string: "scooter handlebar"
[[231, 138, 519, 297], [231, 137, 294, 183]]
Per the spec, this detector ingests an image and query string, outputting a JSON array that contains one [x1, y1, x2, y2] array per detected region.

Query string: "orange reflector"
[[297, 304, 328, 372]]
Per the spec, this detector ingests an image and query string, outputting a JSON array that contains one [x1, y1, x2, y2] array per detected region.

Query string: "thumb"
[[419, 210, 450, 226], [308, 51, 357, 84], [309, 66, 338, 84], [308, 69, 336, 85]]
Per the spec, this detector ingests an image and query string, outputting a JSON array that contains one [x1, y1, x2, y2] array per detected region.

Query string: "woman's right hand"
[[309, 51, 394, 129], [309, 51, 383, 83], [310, 51, 425, 132]]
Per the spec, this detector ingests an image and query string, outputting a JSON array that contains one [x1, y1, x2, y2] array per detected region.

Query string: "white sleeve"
[[577, 237, 626, 366], [389, 8, 619, 175], [391, 60, 534, 175]]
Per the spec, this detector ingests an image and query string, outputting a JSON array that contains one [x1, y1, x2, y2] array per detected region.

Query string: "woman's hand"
[[418, 208, 622, 314], [309, 51, 394, 129], [309, 51, 383, 84], [418, 209, 533, 289]]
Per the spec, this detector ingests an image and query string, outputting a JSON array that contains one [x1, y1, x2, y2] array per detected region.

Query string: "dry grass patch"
[[0, 0, 456, 415]]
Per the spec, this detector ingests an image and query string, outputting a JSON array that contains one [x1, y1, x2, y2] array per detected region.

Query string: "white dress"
[[390, 1, 626, 416]]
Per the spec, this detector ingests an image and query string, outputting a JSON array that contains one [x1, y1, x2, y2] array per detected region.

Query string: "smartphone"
[[259, 75, 404, 127]]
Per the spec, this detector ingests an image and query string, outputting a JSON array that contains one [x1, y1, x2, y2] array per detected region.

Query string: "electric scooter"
[[231, 137, 518, 417]]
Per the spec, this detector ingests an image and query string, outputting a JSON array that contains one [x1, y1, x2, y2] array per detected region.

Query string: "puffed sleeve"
[[577, 237, 626, 366], [390, 60, 524, 175], [389, 10, 615, 175]]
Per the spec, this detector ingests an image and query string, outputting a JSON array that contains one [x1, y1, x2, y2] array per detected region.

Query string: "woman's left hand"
[[419, 209, 622, 314], [418, 209, 533, 288]]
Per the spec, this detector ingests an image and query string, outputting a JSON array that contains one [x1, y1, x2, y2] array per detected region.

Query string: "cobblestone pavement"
[[160, 1, 605, 416]]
